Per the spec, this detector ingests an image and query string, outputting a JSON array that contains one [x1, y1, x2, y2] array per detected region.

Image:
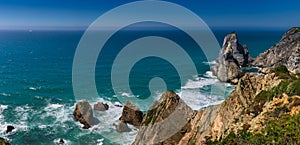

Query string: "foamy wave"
[[97, 138, 104, 145], [202, 60, 216, 65], [181, 77, 217, 89], [203, 71, 217, 79], [0, 93, 11, 97], [0, 105, 8, 120], [178, 89, 225, 110], [28, 86, 41, 91], [42, 103, 73, 124]]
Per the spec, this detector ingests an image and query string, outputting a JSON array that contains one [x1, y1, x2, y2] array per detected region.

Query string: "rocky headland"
[[132, 27, 300, 144], [70, 27, 300, 144]]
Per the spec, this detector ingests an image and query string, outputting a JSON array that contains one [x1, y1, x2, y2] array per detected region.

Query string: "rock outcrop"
[[0, 138, 11, 145], [115, 120, 131, 133], [253, 27, 300, 74], [212, 32, 251, 84], [73, 100, 98, 129], [119, 101, 143, 127], [133, 91, 195, 145], [6, 125, 15, 133], [93, 102, 109, 112], [133, 67, 300, 144]]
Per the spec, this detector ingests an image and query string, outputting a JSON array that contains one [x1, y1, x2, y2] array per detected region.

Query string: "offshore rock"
[[6, 125, 15, 133], [73, 100, 97, 129], [212, 32, 251, 84], [93, 102, 109, 112], [115, 120, 131, 133], [119, 101, 143, 127], [253, 27, 300, 74]]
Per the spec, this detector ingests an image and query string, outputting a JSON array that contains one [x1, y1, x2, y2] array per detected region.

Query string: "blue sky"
[[0, 0, 299, 30]]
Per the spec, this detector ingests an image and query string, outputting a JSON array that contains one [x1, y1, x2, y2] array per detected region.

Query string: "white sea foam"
[[181, 78, 217, 89], [202, 60, 216, 65], [42, 103, 73, 124], [97, 138, 104, 145], [203, 71, 217, 79], [28, 86, 41, 91], [0, 105, 8, 120], [0, 93, 11, 97]]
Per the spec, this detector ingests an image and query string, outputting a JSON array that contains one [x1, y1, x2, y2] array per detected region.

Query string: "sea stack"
[[212, 32, 251, 84]]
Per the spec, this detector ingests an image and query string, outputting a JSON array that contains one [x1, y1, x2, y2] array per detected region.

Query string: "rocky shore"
[[70, 27, 300, 144]]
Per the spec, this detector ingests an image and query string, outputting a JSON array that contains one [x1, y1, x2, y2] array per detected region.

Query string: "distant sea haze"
[[0, 29, 285, 144]]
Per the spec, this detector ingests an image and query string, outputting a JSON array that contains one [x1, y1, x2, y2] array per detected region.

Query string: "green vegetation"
[[208, 114, 300, 145], [273, 64, 294, 79], [207, 65, 300, 145], [144, 108, 157, 126]]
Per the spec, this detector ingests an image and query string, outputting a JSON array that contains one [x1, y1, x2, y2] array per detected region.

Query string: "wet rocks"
[[6, 125, 15, 133], [93, 102, 109, 112], [0, 138, 11, 145], [119, 101, 143, 127], [73, 100, 97, 129], [115, 120, 131, 133]]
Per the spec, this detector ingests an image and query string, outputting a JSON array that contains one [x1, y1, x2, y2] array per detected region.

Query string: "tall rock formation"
[[133, 91, 195, 145], [212, 32, 251, 84], [253, 27, 300, 74]]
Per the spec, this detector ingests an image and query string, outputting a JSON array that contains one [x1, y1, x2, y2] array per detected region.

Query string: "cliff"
[[133, 67, 300, 144], [253, 27, 300, 74], [133, 28, 300, 144]]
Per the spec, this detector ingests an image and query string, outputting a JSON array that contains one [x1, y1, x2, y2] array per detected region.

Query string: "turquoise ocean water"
[[0, 28, 285, 144]]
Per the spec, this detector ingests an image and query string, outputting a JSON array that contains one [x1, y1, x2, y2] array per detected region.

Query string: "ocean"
[[0, 28, 285, 144]]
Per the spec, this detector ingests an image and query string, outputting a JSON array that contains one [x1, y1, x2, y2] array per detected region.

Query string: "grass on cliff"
[[207, 65, 300, 145], [208, 113, 300, 145]]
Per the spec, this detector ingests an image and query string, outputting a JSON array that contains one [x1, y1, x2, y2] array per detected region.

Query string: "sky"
[[0, 0, 299, 30]]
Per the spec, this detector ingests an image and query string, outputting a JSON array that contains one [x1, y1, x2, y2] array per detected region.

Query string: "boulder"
[[212, 32, 251, 84], [59, 138, 65, 144], [253, 27, 300, 74], [119, 101, 143, 127], [6, 125, 15, 133], [94, 102, 109, 111], [115, 120, 131, 133], [73, 100, 97, 129]]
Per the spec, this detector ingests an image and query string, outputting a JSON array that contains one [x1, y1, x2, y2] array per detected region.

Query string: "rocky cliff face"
[[133, 91, 195, 145], [0, 138, 11, 145], [212, 32, 251, 84], [253, 27, 300, 74], [133, 67, 300, 144]]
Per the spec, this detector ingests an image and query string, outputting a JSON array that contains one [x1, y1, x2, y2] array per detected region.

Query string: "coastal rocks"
[[212, 32, 251, 84], [115, 120, 131, 133], [212, 60, 243, 84], [119, 101, 143, 127], [6, 125, 15, 133], [133, 91, 195, 145], [0, 138, 11, 145], [93, 102, 109, 112], [73, 100, 98, 129], [253, 27, 300, 74]]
